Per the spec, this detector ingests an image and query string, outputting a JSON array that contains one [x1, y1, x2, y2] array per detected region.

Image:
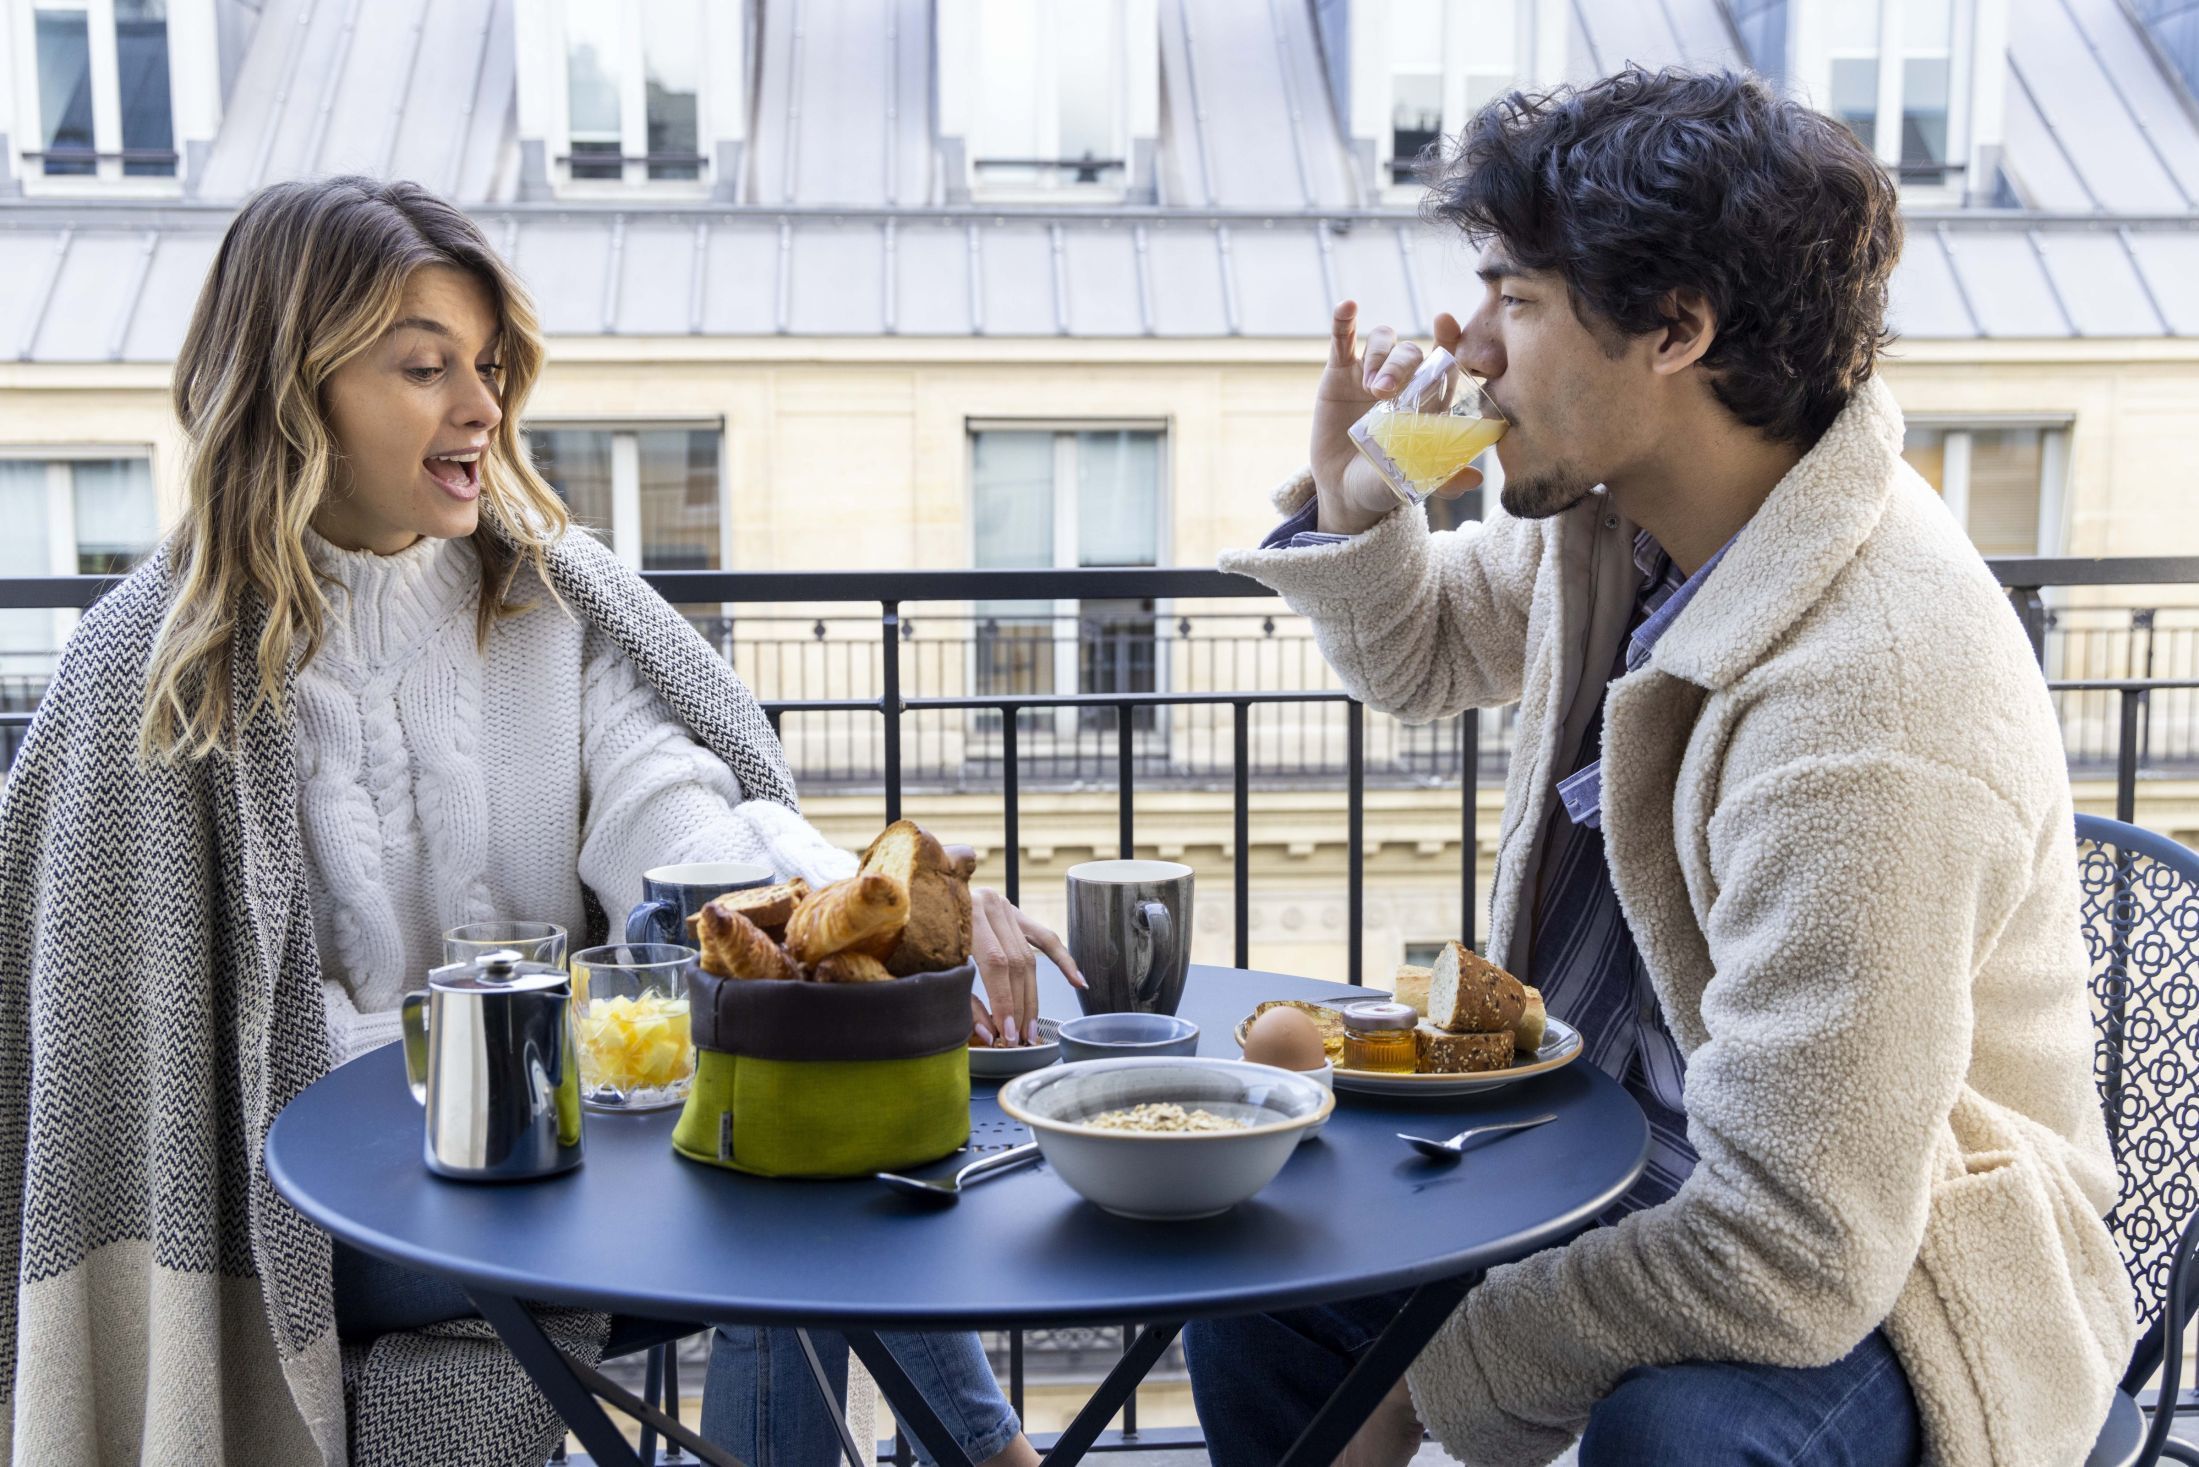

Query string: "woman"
[[0, 176, 1052, 1467]]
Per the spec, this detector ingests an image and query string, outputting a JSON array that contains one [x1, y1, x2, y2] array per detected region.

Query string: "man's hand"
[[1311, 302, 1482, 536], [968, 888, 1085, 1047]]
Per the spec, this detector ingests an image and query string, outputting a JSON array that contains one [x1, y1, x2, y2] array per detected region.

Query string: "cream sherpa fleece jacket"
[[1219, 377, 2135, 1466]]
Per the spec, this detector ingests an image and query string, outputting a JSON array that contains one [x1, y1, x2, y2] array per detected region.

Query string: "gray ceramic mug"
[[1067, 859, 1194, 1017], [624, 861, 774, 947]]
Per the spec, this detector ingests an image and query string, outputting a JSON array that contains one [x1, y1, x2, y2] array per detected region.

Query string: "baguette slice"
[[1414, 1023, 1519, 1075], [813, 952, 896, 984], [1515, 984, 1548, 1056], [695, 906, 803, 983], [1393, 964, 1433, 1018], [687, 877, 811, 945], [861, 821, 974, 975], [784, 874, 910, 966], [1427, 940, 1526, 1034]]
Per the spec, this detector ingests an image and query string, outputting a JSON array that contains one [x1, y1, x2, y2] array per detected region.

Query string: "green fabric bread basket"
[[671, 961, 973, 1178]]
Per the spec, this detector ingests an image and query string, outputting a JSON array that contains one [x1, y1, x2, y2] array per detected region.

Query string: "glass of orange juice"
[[571, 943, 697, 1112], [1347, 346, 1507, 507]]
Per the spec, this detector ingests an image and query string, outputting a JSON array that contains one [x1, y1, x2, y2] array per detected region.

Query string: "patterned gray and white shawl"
[[0, 528, 796, 1465]]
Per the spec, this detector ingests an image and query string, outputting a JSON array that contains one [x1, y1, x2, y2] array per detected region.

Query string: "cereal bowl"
[[997, 1057, 1333, 1220]]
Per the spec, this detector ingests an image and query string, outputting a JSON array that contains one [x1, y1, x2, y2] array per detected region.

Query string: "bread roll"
[[861, 820, 974, 975], [1414, 1024, 1518, 1074], [813, 952, 896, 984], [1427, 940, 1526, 1034], [785, 874, 909, 966], [1393, 964, 1433, 1017], [696, 906, 803, 983], [687, 878, 811, 945], [1515, 984, 1548, 1055]]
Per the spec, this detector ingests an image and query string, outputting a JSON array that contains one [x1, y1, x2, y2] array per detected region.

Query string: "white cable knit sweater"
[[297, 531, 857, 1065]]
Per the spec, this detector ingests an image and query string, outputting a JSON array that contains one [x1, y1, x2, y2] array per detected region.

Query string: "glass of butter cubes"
[[571, 943, 698, 1112]]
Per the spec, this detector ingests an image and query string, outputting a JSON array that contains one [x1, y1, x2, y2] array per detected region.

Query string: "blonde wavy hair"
[[142, 176, 570, 762]]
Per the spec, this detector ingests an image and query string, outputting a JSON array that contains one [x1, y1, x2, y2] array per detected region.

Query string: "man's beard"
[[1499, 462, 1597, 520]]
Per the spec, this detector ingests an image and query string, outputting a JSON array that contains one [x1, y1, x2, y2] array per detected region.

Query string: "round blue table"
[[267, 964, 1646, 1466]]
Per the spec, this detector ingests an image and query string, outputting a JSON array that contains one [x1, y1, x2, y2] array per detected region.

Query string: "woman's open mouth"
[[423, 451, 482, 501]]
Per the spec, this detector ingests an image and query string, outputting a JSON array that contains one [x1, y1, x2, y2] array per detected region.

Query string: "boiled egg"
[[1242, 1007, 1329, 1072]]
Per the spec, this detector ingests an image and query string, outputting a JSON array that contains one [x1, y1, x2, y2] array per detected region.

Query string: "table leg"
[[466, 1289, 746, 1467], [842, 1329, 982, 1467], [1040, 1323, 1182, 1466], [794, 1328, 872, 1467], [1276, 1274, 1477, 1467]]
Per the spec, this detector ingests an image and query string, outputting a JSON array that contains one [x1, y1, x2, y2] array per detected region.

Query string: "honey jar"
[[1341, 1001, 1419, 1074]]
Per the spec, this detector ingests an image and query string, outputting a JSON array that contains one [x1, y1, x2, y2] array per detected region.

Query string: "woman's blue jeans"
[[701, 1325, 1022, 1467]]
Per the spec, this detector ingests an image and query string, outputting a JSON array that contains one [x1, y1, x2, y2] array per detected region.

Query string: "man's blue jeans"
[[1184, 1290, 1920, 1466], [701, 1325, 1022, 1466]]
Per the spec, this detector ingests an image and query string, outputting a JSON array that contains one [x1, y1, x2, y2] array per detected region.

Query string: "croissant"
[[784, 874, 909, 966], [687, 878, 811, 945], [695, 905, 803, 983], [812, 952, 896, 985]]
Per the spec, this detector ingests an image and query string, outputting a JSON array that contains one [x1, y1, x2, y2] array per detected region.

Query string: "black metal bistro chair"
[[2078, 815, 2199, 1467]]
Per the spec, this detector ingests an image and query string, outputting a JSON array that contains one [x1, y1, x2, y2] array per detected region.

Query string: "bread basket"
[[670, 961, 973, 1178]]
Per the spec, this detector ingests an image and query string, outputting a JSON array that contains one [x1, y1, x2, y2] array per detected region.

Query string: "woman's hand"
[[968, 888, 1084, 1047]]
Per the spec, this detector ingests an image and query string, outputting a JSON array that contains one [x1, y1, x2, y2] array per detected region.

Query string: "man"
[[1190, 68, 2133, 1466]]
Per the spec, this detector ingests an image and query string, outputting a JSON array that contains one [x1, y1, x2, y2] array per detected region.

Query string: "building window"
[[1822, 0, 1956, 185], [1901, 423, 2069, 558], [0, 453, 159, 672], [961, 0, 1129, 195], [528, 425, 724, 576], [25, 0, 175, 179], [969, 426, 1165, 732], [554, 0, 706, 185], [1383, 0, 1527, 189]]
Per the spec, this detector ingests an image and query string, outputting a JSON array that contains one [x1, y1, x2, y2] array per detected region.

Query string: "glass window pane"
[[636, 428, 719, 570], [115, 0, 173, 176], [642, 0, 702, 181], [1904, 0, 1954, 52], [971, 432, 1055, 568], [1388, 0, 1440, 67], [1901, 426, 1947, 492], [530, 429, 616, 543], [1056, 1, 1121, 169], [0, 463, 55, 658], [1827, 0, 1879, 52], [567, 3, 623, 178], [1391, 73, 1443, 182], [1967, 429, 2044, 557], [1830, 56, 1879, 150], [1901, 58, 1950, 171], [1075, 430, 1160, 567], [34, 11, 94, 176], [971, 0, 1047, 186], [72, 459, 158, 574]]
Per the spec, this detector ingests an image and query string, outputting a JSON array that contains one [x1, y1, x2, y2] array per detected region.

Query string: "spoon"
[[1397, 1112, 1558, 1163], [877, 1142, 1042, 1201]]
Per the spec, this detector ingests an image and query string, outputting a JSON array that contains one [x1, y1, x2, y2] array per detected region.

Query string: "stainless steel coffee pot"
[[400, 950, 584, 1181]]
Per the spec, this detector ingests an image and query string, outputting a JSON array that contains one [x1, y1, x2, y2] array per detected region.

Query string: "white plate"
[[1235, 1000, 1584, 1098], [968, 1018, 1061, 1079]]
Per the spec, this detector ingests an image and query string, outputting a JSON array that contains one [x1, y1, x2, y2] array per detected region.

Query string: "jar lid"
[[428, 950, 570, 994], [1341, 1000, 1417, 1033]]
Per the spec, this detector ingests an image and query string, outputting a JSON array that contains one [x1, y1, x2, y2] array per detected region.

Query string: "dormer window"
[[1361, 0, 1541, 199], [551, 0, 707, 187], [936, 0, 1159, 203], [23, 0, 176, 181], [1820, 0, 1960, 192]]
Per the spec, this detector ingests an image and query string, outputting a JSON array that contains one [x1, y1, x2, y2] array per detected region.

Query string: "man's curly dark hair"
[[1424, 66, 1903, 446]]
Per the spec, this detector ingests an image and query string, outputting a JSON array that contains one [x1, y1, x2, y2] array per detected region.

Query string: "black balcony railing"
[[5, 557, 2199, 1461]]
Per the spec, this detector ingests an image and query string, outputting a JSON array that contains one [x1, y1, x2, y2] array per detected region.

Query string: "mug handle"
[[625, 899, 677, 947], [400, 993, 430, 1106], [1133, 901, 1174, 1008]]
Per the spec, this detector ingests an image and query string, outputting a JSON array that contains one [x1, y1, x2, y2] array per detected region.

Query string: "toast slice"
[[1515, 984, 1548, 1055], [1393, 964, 1433, 1017], [1427, 940, 1526, 1034], [860, 820, 974, 975], [687, 878, 811, 945], [1414, 1024, 1519, 1074]]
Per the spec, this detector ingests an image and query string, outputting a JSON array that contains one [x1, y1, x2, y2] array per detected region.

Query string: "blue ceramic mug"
[[624, 861, 775, 947]]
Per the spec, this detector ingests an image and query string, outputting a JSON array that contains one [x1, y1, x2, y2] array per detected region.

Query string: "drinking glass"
[[442, 921, 568, 969], [1347, 345, 1508, 506], [570, 943, 698, 1112]]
